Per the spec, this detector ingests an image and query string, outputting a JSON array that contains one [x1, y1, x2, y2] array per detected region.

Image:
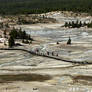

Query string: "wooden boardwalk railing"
[[0, 48, 91, 64]]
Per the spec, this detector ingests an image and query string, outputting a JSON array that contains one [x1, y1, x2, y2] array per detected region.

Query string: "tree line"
[[0, 0, 92, 15], [9, 28, 33, 47], [64, 21, 92, 28]]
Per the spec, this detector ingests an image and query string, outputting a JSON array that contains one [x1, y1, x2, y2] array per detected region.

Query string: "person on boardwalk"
[[52, 52, 54, 56], [36, 49, 39, 53], [56, 53, 58, 56], [47, 51, 49, 56]]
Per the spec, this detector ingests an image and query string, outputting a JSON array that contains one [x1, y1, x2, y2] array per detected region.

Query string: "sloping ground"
[[0, 50, 92, 92], [0, 12, 92, 92]]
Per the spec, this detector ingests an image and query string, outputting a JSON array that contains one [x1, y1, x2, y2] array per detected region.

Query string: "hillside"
[[0, 0, 92, 15]]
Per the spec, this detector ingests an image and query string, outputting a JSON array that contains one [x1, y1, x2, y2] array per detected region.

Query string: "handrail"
[[0, 48, 91, 64]]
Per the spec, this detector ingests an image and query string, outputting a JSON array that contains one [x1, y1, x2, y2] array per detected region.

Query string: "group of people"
[[33, 48, 59, 57], [47, 51, 58, 56]]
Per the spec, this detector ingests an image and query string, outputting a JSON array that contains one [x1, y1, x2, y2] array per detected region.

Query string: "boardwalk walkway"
[[0, 48, 91, 64]]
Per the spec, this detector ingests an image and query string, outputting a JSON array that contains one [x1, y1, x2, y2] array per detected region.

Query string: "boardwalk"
[[0, 48, 91, 64]]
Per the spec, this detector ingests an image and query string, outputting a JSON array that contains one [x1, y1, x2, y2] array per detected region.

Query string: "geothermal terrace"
[[0, 11, 92, 92]]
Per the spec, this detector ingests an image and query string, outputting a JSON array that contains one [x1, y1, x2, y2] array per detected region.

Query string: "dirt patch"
[[0, 74, 52, 83], [73, 75, 92, 85]]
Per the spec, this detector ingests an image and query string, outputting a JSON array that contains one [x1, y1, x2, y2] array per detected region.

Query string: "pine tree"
[[65, 22, 68, 27], [79, 21, 82, 27], [67, 37, 71, 45], [8, 36, 15, 48], [22, 30, 26, 39], [69, 22, 72, 28], [72, 21, 75, 28], [3, 30, 6, 38]]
